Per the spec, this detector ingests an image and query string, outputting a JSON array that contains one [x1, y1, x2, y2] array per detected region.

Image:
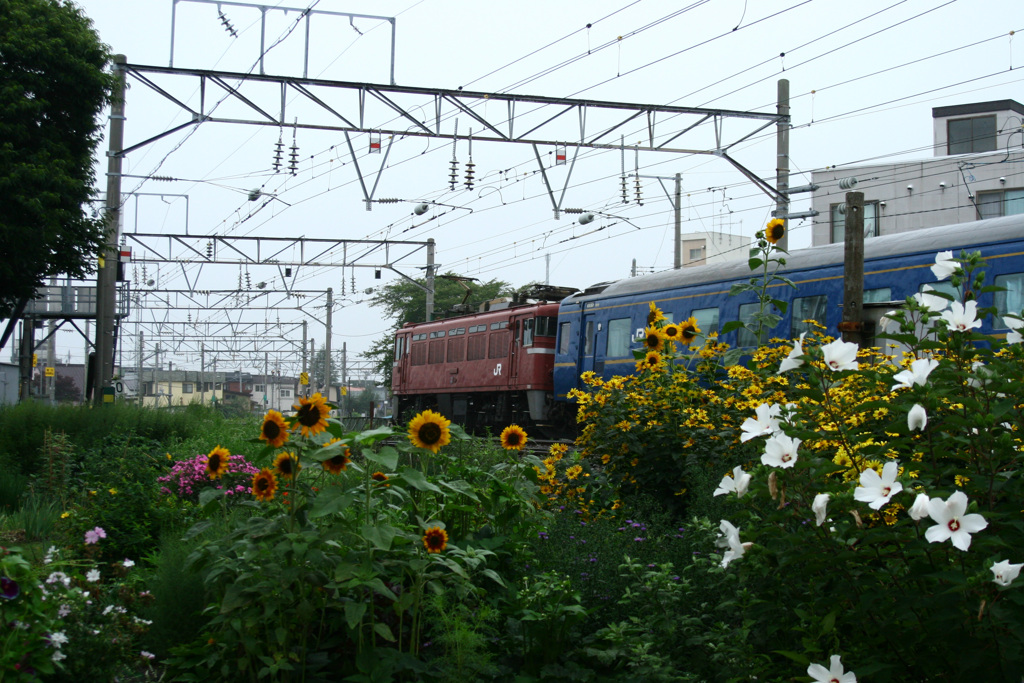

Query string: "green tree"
[[363, 273, 512, 388], [0, 0, 116, 316]]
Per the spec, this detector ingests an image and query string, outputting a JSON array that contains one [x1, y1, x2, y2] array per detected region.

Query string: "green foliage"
[[426, 592, 499, 682], [363, 272, 511, 387], [0, 0, 116, 313]]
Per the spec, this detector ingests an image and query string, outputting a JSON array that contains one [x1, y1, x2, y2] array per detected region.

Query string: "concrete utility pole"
[[674, 173, 682, 269], [93, 55, 127, 406], [775, 78, 790, 252], [324, 288, 332, 400], [425, 238, 435, 322], [841, 192, 866, 346], [200, 344, 205, 404], [341, 342, 348, 416]]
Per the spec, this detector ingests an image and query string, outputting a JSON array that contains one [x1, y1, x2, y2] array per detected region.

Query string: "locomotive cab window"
[[792, 295, 827, 338], [584, 321, 594, 355], [522, 318, 535, 346], [536, 316, 557, 337], [606, 318, 632, 357], [994, 273, 1024, 323]]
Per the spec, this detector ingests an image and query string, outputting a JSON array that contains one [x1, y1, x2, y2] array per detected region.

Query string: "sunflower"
[[765, 218, 785, 245], [661, 322, 682, 341], [273, 452, 301, 480], [292, 393, 329, 437], [500, 424, 528, 451], [407, 409, 451, 453], [678, 316, 701, 346], [206, 446, 231, 480], [259, 410, 289, 448], [252, 468, 278, 502], [641, 325, 664, 352], [638, 350, 664, 372], [422, 526, 449, 554], [371, 471, 390, 486], [647, 302, 666, 325], [321, 439, 351, 475]]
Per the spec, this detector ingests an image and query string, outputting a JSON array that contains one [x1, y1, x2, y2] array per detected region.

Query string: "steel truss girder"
[[121, 63, 787, 158], [131, 288, 330, 313]]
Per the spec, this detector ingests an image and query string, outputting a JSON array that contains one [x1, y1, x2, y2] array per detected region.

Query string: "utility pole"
[[425, 238, 435, 322], [200, 343, 205, 405], [136, 330, 143, 406], [309, 338, 315, 398], [674, 173, 682, 269], [93, 55, 127, 406], [301, 320, 307, 395], [324, 288, 332, 400], [841, 192, 865, 346], [167, 361, 173, 407], [775, 78, 790, 252], [341, 342, 348, 417]]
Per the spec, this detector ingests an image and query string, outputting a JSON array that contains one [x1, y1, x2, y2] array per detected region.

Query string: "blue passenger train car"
[[552, 214, 1024, 403]]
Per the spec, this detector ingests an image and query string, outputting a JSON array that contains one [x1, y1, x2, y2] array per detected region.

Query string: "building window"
[[948, 115, 996, 154], [214, 382, 222, 390], [688, 247, 705, 261], [254, 384, 265, 393], [831, 201, 878, 243], [605, 318, 631, 358], [280, 389, 292, 398], [977, 189, 1024, 219], [181, 383, 194, 394]]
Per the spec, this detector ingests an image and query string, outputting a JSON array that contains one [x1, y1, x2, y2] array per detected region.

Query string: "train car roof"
[[565, 214, 1024, 305]]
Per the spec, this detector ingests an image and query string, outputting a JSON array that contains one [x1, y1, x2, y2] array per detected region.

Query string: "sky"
[[35, 0, 1024, 379]]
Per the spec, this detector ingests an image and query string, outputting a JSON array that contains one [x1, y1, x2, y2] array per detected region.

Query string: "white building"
[[679, 231, 750, 267], [811, 99, 1024, 246]]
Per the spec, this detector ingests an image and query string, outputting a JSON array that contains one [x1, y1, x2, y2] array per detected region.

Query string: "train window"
[[584, 321, 594, 355], [606, 318, 632, 357], [429, 331, 443, 339], [691, 307, 719, 336], [792, 295, 827, 338], [831, 201, 878, 243], [558, 322, 571, 355], [449, 328, 465, 336], [864, 288, 892, 303], [447, 338, 465, 362], [536, 316, 558, 337], [490, 321, 509, 330], [522, 318, 535, 347], [394, 336, 404, 361], [994, 273, 1024, 323], [737, 303, 782, 347], [488, 330, 510, 358], [467, 335, 486, 360], [920, 281, 957, 298], [428, 340, 445, 364]]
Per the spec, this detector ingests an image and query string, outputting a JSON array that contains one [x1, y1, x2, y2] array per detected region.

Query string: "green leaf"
[[748, 257, 764, 271], [364, 446, 399, 471], [774, 650, 811, 665], [356, 426, 395, 444], [309, 487, 357, 519], [399, 467, 443, 493], [373, 622, 397, 642], [199, 487, 226, 512], [345, 601, 367, 631], [361, 523, 399, 550], [721, 320, 745, 334]]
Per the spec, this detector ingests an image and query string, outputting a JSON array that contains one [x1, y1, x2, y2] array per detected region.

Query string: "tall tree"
[[0, 0, 116, 316], [362, 272, 512, 388]]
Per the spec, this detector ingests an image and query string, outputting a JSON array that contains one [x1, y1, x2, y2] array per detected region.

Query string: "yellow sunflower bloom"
[[641, 326, 664, 352], [321, 438, 351, 474], [206, 446, 231, 480], [422, 526, 449, 554], [678, 316, 701, 346], [292, 393, 329, 437], [500, 424, 528, 451], [407, 409, 451, 453], [252, 468, 278, 502], [273, 452, 301, 480], [765, 218, 785, 245], [638, 350, 664, 372], [647, 302, 666, 325], [259, 410, 290, 448], [662, 322, 682, 341], [371, 471, 390, 486]]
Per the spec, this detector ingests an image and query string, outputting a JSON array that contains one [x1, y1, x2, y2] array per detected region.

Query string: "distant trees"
[[0, 0, 116, 316]]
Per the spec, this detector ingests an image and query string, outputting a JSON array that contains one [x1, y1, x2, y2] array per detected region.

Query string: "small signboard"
[[300, 372, 309, 385], [44, 367, 55, 377]]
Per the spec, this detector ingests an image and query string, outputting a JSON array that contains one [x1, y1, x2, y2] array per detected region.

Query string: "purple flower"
[[84, 527, 107, 545], [1, 577, 19, 600]]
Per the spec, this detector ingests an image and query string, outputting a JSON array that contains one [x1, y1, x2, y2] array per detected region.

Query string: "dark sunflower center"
[[263, 420, 281, 438], [665, 326, 678, 337], [279, 459, 294, 475], [769, 225, 784, 240], [427, 532, 444, 548], [507, 433, 522, 445], [681, 327, 696, 340], [257, 477, 269, 492], [297, 405, 320, 427], [646, 334, 659, 347], [418, 422, 442, 445], [330, 455, 347, 466]]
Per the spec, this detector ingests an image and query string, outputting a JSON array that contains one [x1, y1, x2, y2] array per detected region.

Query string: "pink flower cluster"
[[84, 526, 107, 545], [158, 454, 259, 501]]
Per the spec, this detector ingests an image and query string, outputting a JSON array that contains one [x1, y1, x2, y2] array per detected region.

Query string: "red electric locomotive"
[[391, 286, 576, 433]]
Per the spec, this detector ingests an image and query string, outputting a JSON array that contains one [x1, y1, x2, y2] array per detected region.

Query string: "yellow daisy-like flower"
[[259, 410, 289, 448], [292, 393, 330, 437], [641, 326, 664, 352], [662, 322, 682, 341], [678, 316, 701, 346], [273, 452, 301, 481], [565, 465, 583, 480], [252, 468, 278, 502], [765, 218, 785, 245], [647, 302, 666, 326], [422, 526, 449, 554], [549, 443, 569, 458], [638, 350, 664, 372], [206, 446, 231, 480], [407, 409, 451, 453], [500, 424, 528, 450], [321, 438, 351, 475]]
